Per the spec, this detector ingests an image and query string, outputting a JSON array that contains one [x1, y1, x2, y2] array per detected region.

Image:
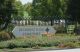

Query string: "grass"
[[0, 34, 80, 50]]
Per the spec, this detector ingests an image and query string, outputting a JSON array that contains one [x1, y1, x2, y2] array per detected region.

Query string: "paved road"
[[1, 48, 80, 52], [32, 48, 80, 52]]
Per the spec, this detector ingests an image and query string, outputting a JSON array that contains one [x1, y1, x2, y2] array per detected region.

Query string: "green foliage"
[[0, 0, 17, 30], [30, 0, 69, 20], [58, 42, 77, 48], [13, 1, 24, 20], [0, 35, 80, 49], [59, 0, 69, 19], [5, 23, 15, 32], [7, 43, 16, 49], [54, 24, 66, 33], [31, 0, 61, 20], [67, 0, 80, 23]]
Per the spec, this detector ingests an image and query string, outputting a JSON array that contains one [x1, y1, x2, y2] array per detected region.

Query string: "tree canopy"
[[67, 0, 80, 23], [31, 0, 61, 21], [12, 0, 24, 20], [29, 0, 68, 25], [0, 0, 80, 28], [0, 0, 17, 30]]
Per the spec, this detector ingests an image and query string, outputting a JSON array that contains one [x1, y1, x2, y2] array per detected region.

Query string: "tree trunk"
[[50, 20, 53, 26]]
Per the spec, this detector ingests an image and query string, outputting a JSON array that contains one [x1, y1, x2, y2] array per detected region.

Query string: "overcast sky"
[[19, 0, 33, 4]]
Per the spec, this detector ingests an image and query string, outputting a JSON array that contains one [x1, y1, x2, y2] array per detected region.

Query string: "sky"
[[19, 0, 33, 4]]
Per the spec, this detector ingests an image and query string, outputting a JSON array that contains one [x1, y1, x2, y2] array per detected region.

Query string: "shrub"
[[7, 43, 16, 49], [0, 35, 79, 49], [32, 45, 40, 49], [74, 26, 80, 35], [0, 41, 8, 49], [5, 23, 15, 32], [0, 31, 15, 41], [53, 24, 66, 33], [58, 42, 76, 48]]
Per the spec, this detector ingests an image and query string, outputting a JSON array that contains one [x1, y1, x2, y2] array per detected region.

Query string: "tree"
[[13, 1, 32, 20], [23, 3, 32, 19], [12, 0, 24, 20], [24, 3, 32, 15], [67, 0, 80, 24], [60, 0, 68, 18], [0, 0, 17, 30], [31, 0, 61, 25]]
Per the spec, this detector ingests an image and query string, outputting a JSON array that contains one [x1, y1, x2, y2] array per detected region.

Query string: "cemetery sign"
[[12, 26, 56, 37]]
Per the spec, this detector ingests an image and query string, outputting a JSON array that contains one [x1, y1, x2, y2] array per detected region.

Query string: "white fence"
[[12, 20, 52, 26], [12, 20, 65, 26]]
